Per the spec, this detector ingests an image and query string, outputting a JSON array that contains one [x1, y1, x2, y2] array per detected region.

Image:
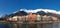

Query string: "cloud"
[[14, 8, 60, 14]]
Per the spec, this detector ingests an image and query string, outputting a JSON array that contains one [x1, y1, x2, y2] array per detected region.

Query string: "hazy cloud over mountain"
[[17, 9, 60, 14]]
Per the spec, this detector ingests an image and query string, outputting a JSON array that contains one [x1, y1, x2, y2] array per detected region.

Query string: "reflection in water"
[[0, 22, 60, 28]]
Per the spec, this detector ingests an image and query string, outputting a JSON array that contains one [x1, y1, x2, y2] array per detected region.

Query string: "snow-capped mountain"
[[1, 9, 60, 19]]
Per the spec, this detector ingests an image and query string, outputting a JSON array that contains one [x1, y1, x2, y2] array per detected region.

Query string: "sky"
[[0, 0, 60, 17]]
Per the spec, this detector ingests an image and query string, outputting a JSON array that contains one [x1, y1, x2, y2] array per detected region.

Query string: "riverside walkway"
[[0, 20, 60, 24]]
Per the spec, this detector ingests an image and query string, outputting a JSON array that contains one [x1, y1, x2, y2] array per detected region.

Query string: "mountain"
[[1, 10, 60, 19], [8, 11, 28, 17], [8, 10, 60, 17], [37, 11, 46, 16]]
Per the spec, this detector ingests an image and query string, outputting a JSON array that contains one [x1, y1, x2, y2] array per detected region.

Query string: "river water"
[[0, 22, 60, 28]]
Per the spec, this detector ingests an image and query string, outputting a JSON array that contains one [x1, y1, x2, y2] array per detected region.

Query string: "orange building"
[[28, 13, 37, 22]]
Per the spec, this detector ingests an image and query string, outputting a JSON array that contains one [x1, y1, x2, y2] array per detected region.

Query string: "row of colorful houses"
[[7, 13, 58, 22]]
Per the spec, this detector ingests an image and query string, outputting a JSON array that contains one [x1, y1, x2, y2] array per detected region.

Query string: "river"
[[0, 22, 60, 28]]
